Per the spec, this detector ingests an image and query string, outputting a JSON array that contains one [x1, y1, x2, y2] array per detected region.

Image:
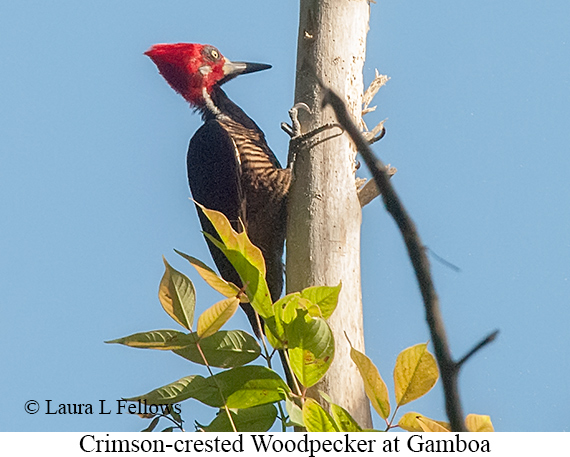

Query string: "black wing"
[[187, 119, 246, 292]]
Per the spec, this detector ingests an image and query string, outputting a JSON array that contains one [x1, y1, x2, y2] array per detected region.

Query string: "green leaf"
[[349, 347, 390, 419], [198, 204, 273, 319], [318, 391, 333, 404], [466, 414, 494, 432], [174, 250, 245, 301], [197, 297, 240, 338], [264, 293, 309, 348], [288, 313, 334, 387], [330, 403, 362, 432], [263, 321, 284, 350], [125, 367, 286, 413], [285, 397, 304, 428], [319, 391, 361, 432], [176, 366, 288, 409], [277, 294, 305, 324], [161, 427, 174, 432], [398, 412, 450, 432], [141, 416, 160, 432], [105, 330, 191, 350], [125, 375, 211, 405], [209, 366, 289, 409], [197, 204, 266, 275], [393, 343, 439, 406], [300, 283, 341, 319], [173, 330, 260, 368], [107, 330, 260, 368], [170, 408, 182, 425], [303, 398, 339, 432], [199, 404, 278, 432], [206, 235, 273, 319], [158, 257, 196, 330]]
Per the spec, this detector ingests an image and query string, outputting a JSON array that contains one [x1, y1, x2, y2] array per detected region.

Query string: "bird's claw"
[[281, 103, 311, 139], [283, 103, 344, 167]]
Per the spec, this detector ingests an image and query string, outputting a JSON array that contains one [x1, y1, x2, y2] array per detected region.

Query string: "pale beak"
[[220, 60, 272, 85]]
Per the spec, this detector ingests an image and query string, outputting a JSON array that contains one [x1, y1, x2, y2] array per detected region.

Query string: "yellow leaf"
[[105, 330, 194, 350], [197, 204, 266, 275], [466, 414, 494, 432], [302, 398, 339, 432], [197, 297, 240, 338], [195, 205, 273, 321], [399, 412, 450, 432], [417, 415, 451, 432], [330, 403, 362, 432], [393, 343, 439, 406], [158, 257, 195, 330], [299, 283, 341, 319], [175, 250, 245, 302], [350, 347, 390, 419]]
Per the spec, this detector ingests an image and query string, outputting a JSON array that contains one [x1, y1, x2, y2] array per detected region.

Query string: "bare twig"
[[425, 247, 462, 273], [362, 119, 387, 144], [358, 165, 397, 207], [321, 86, 497, 432], [456, 330, 499, 369]]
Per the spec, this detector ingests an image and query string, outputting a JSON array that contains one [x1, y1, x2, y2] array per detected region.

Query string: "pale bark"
[[287, 0, 372, 428]]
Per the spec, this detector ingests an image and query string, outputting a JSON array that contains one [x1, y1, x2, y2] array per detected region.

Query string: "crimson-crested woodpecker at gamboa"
[[145, 43, 290, 333]]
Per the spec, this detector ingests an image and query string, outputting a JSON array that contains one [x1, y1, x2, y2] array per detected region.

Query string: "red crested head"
[[145, 43, 271, 107]]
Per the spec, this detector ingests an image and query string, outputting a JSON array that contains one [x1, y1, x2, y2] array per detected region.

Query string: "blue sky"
[[1, 1, 568, 432]]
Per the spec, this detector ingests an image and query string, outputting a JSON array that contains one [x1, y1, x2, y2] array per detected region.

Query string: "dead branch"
[[321, 86, 498, 432]]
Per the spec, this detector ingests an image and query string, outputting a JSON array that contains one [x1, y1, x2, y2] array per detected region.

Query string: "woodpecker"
[[145, 43, 290, 333]]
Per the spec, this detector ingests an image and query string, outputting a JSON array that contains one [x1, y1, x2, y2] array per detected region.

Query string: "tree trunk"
[[287, 0, 372, 428]]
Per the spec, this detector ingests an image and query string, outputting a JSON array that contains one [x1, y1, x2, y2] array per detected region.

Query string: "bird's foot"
[[286, 123, 343, 167], [282, 102, 342, 143], [281, 102, 311, 139], [283, 102, 344, 167]]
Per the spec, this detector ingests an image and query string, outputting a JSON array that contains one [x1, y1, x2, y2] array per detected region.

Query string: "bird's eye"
[[210, 49, 220, 60]]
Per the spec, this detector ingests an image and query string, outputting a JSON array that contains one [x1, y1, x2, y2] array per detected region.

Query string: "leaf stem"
[[276, 401, 288, 432], [282, 349, 303, 398], [195, 340, 238, 432]]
